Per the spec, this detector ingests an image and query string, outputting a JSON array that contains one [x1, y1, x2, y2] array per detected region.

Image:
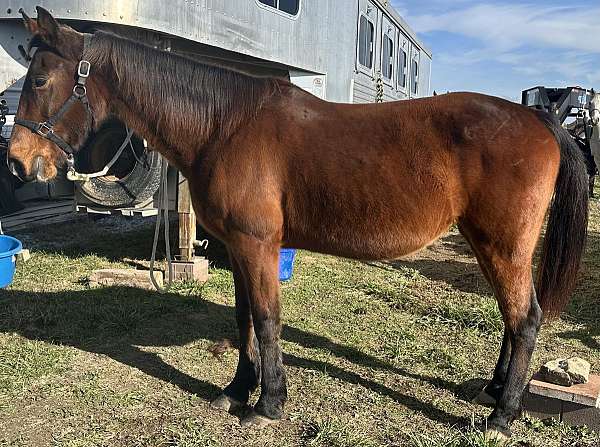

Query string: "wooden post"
[[178, 172, 196, 261], [173, 172, 209, 283]]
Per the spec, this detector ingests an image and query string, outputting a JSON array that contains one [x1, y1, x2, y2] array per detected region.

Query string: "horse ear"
[[34, 6, 60, 46], [19, 8, 39, 35]]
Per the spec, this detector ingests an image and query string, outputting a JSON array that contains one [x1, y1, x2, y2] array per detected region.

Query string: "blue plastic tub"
[[279, 248, 297, 281], [0, 235, 22, 288]]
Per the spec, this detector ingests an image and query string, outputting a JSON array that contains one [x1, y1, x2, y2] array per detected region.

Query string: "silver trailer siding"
[[0, 0, 431, 103]]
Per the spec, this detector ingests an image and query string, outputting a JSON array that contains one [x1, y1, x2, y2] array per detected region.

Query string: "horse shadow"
[[367, 233, 492, 296], [14, 216, 231, 270], [0, 285, 469, 427]]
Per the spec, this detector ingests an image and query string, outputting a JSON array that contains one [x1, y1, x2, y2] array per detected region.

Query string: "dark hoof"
[[240, 411, 278, 429], [483, 383, 503, 402], [472, 388, 497, 408], [210, 394, 243, 413]]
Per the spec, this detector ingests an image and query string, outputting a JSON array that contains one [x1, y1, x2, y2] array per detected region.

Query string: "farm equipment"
[[522, 86, 600, 196]]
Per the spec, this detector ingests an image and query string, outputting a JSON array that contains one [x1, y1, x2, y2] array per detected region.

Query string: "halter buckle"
[[78, 60, 91, 78], [36, 122, 52, 137], [73, 84, 87, 98]]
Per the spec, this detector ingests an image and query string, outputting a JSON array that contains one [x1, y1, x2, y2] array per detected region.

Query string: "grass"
[[0, 204, 600, 446]]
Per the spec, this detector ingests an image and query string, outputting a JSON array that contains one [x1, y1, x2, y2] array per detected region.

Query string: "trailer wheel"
[[75, 119, 163, 208]]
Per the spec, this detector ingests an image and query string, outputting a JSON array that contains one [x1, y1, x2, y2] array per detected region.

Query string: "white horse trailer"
[[0, 0, 431, 261]]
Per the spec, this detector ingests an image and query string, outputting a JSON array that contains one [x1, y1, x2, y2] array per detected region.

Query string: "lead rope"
[[67, 127, 135, 182], [150, 157, 173, 292]]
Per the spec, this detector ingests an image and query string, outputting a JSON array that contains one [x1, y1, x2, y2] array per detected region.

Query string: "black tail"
[[535, 111, 589, 319]]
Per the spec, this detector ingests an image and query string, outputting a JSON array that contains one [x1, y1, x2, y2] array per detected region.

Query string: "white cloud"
[[405, 3, 600, 54], [391, 1, 600, 98]]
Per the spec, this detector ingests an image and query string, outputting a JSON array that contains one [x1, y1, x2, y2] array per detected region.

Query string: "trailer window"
[[398, 49, 407, 89], [411, 59, 419, 95], [358, 15, 374, 69], [258, 0, 300, 16], [382, 34, 394, 81]]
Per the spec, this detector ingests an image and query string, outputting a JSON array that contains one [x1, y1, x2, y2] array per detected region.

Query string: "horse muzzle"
[[7, 155, 45, 183]]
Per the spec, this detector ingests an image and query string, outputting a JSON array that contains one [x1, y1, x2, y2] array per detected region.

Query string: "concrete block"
[[89, 269, 163, 290], [171, 257, 209, 283]]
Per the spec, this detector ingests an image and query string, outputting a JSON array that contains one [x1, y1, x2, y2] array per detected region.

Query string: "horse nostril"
[[7, 157, 30, 182]]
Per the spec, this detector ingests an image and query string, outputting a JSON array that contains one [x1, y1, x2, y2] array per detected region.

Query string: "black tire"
[[75, 119, 163, 208]]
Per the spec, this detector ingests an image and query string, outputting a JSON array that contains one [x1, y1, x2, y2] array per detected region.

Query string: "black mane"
[[86, 31, 282, 147]]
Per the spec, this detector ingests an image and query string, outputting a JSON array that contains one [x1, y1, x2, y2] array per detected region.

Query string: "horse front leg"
[[211, 250, 261, 412], [228, 235, 287, 427]]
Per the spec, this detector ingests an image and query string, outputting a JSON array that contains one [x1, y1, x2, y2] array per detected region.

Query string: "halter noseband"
[[14, 34, 94, 171]]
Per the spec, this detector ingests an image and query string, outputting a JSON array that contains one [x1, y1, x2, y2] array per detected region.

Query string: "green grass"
[[0, 205, 599, 446]]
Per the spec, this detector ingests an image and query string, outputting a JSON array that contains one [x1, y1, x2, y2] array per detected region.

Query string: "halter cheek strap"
[[14, 34, 94, 170]]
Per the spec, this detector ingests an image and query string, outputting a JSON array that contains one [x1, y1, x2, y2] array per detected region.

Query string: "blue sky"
[[392, 0, 600, 101]]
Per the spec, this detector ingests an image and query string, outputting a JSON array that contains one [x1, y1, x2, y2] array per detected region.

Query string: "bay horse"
[[7, 7, 588, 441]]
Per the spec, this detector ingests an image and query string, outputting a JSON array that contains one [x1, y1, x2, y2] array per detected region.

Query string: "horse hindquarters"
[[459, 109, 589, 437]]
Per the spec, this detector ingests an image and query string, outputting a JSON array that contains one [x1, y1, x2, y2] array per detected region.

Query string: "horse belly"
[[286, 195, 454, 261]]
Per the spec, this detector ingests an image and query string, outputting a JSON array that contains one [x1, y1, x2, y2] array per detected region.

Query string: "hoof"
[[473, 389, 497, 408], [484, 428, 510, 444], [210, 394, 243, 413], [240, 411, 278, 429]]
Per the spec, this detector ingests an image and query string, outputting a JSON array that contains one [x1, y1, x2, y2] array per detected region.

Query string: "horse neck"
[[87, 32, 278, 171]]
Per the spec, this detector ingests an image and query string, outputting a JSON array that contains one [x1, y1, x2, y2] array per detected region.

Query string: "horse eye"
[[33, 78, 47, 88]]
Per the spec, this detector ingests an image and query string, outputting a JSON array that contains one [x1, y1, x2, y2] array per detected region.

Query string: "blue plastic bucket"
[[279, 249, 297, 281], [0, 235, 22, 288]]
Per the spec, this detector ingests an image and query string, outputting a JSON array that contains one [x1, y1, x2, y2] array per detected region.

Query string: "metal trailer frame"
[[0, 0, 432, 267], [522, 86, 598, 195]]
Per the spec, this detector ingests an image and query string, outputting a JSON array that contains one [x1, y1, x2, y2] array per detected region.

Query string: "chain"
[[375, 71, 384, 103]]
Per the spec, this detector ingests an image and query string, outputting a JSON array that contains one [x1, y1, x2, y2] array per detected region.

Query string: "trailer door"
[[356, 1, 377, 77], [410, 46, 421, 98], [380, 15, 397, 87], [396, 31, 410, 97]]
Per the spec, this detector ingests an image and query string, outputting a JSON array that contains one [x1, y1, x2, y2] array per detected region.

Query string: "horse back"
[[191, 89, 560, 261]]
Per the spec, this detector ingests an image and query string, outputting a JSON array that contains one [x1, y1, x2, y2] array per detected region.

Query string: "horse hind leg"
[[460, 227, 512, 405], [488, 280, 541, 440], [460, 222, 542, 439]]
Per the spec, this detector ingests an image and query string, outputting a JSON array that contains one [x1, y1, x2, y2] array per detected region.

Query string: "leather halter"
[[14, 34, 94, 171]]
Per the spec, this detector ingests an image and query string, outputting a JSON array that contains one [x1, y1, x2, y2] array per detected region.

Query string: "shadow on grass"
[[366, 234, 492, 296], [0, 286, 467, 427], [14, 216, 231, 270], [558, 231, 600, 350]]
